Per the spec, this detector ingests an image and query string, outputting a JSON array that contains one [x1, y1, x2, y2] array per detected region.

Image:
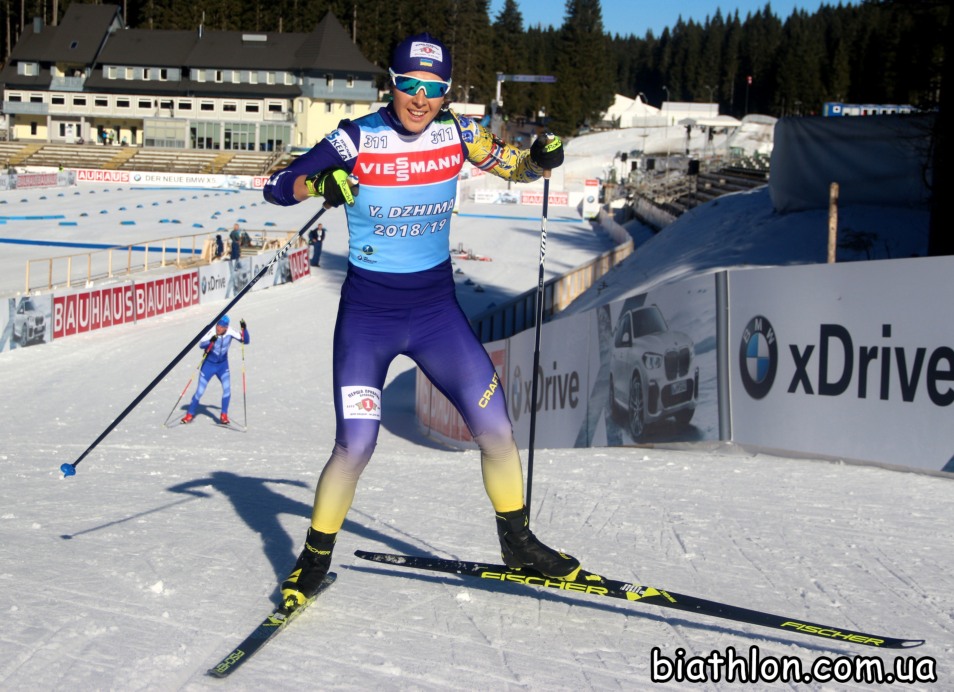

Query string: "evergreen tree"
[[699, 10, 725, 105], [550, 0, 614, 131], [721, 12, 743, 113], [492, 0, 533, 118], [446, 0, 494, 105]]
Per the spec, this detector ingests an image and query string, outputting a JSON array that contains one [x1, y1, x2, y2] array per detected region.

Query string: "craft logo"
[[478, 372, 499, 409], [739, 315, 777, 399]]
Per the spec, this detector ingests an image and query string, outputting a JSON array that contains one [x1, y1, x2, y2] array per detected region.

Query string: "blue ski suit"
[[264, 104, 549, 534], [188, 325, 250, 416]]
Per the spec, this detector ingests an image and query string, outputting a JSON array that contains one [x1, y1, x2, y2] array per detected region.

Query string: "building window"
[[244, 103, 259, 113], [266, 72, 275, 85], [344, 102, 353, 114], [125, 67, 134, 79], [223, 102, 237, 112], [138, 99, 152, 109], [200, 101, 215, 112], [52, 95, 65, 105], [267, 102, 282, 113], [144, 120, 186, 148], [215, 70, 223, 83], [159, 99, 173, 109], [325, 102, 333, 113], [95, 97, 108, 107], [19, 62, 39, 76], [159, 68, 168, 81], [72, 96, 86, 106], [178, 100, 193, 111], [325, 74, 333, 88], [106, 66, 117, 79], [8, 93, 22, 102], [347, 75, 355, 88], [117, 98, 130, 109], [249, 71, 259, 85], [31, 122, 38, 135], [195, 69, 205, 83], [30, 94, 43, 103]]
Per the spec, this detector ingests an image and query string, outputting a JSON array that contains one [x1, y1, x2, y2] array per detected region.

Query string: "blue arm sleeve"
[[263, 121, 360, 206]]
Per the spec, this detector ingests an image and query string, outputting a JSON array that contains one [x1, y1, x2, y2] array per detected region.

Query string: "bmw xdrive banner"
[[730, 256, 954, 473]]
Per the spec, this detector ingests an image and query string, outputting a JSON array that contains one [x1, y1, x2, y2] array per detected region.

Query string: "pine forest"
[[1, 0, 949, 133]]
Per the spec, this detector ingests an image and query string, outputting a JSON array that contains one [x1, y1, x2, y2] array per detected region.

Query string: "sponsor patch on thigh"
[[341, 386, 382, 419]]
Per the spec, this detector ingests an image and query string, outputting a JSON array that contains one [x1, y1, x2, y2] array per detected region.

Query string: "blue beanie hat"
[[218, 315, 230, 327], [391, 33, 452, 82]]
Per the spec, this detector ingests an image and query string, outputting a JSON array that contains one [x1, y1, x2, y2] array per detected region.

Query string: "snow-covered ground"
[[1, 130, 950, 690]]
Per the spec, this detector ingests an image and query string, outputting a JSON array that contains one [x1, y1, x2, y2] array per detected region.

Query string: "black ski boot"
[[496, 507, 581, 579], [281, 528, 336, 611]]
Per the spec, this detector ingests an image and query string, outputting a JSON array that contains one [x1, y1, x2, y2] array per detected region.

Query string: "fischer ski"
[[207, 573, 337, 678], [354, 552, 923, 650]]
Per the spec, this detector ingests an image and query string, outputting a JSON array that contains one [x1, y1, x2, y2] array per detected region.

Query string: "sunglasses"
[[389, 68, 451, 99]]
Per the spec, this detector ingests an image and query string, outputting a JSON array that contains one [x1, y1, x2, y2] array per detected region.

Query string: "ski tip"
[[894, 638, 926, 649], [60, 463, 76, 478]]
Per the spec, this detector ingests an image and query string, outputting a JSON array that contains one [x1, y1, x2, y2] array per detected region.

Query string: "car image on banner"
[[12, 296, 48, 347], [608, 298, 698, 440]]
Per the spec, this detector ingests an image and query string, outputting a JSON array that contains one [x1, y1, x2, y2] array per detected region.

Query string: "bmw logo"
[[510, 365, 524, 422], [739, 315, 777, 400], [362, 244, 374, 255]]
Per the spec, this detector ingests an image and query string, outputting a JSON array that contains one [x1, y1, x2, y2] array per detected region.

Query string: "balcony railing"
[[49, 75, 87, 92], [2, 101, 49, 115]]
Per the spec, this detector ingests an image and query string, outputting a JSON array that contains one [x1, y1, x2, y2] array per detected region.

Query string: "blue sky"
[[488, 0, 856, 37]]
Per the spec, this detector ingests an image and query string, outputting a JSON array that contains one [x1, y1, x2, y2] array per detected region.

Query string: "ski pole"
[[525, 148, 552, 515], [60, 204, 330, 478], [240, 324, 248, 428], [162, 347, 213, 427]]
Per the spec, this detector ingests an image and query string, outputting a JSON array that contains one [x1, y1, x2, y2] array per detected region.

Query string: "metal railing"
[[23, 229, 298, 293], [470, 240, 634, 343]]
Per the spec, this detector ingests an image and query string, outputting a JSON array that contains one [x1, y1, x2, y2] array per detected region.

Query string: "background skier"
[[181, 315, 249, 425]]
